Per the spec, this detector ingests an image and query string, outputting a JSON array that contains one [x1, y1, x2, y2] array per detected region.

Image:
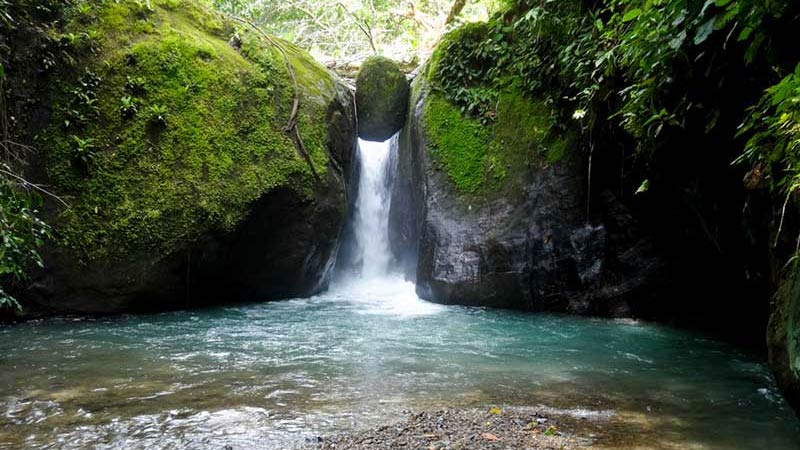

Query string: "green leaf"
[[622, 8, 642, 22], [636, 179, 651, 195], [700, 0, 716, 17], [738, 25, 754, 42], [694, 17, 716, 45], [669, 30, 687, 50]]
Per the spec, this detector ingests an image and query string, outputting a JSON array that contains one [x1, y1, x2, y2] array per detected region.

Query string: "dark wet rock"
[[355, 56, 410, 142], [767, 248, 800, 412], [389, 84, 665, 316]]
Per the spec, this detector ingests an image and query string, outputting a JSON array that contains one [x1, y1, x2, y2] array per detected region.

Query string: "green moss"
[[421, 19, 569, 198], [356, 56, 410, 141], [422, 86, 564, 197], [423, 92, 489, 194], [43, 0, 337, 260]]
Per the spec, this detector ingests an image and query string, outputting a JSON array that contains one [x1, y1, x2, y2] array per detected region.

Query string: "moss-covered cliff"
[[39, 0, 335, 260], [419, 25, 565, 198], [2, 0, 357, 313], [388, 19, 664, 315]]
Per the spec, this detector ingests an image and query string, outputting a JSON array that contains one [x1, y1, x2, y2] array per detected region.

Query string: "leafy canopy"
[[207, 0, 499, 64]]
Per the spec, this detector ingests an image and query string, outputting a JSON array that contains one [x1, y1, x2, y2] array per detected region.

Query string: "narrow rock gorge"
[[1, 1, 800, 448]]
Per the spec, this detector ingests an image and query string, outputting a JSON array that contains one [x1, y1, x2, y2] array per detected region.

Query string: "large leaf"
[[622, 8, 642, 22], [694, 17, 716, 45]]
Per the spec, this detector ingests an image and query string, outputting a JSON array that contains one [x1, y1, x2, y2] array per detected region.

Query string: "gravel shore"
[[310, 407, 598, 449]]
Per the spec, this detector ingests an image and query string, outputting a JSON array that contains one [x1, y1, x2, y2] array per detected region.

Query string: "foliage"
[[427, 1, 587, 126], [428, 22, 499, 123], [426, 0, 800, 196], [208, 0, 498, 64], [738, 63, 800, 196], [0, 173, 51, 311], [596, 0, 796, 144], [430, 0, 797, 138], [119, 95, 138, 119], [0, 1, 66, 311]]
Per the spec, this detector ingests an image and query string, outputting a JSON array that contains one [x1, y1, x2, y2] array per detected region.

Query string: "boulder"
[[355, 56, 410, 141], [389, 74, 665, 315], [5, 0, 357, 314]]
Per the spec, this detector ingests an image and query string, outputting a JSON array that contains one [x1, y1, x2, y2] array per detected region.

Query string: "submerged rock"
[[7, 1, 357, 314], [355, 56, 410, 141], [389, 59, 664, 316]]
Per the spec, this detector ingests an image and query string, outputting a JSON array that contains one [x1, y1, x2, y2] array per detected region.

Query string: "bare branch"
[[226, 14, 320, 182], [337, 2, 377, 55], [0, 166, 69, 207], [445, 0, 467, 25]]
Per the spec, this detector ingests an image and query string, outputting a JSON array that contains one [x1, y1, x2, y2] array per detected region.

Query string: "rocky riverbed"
[[310, 407, 600, 449]]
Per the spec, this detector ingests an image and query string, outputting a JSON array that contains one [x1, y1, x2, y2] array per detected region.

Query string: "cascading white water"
[[324, 136, 441, 317], [353, 137, 396, 279]]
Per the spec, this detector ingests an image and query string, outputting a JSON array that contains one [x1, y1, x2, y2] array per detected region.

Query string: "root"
[[228, 15, 321, 184]]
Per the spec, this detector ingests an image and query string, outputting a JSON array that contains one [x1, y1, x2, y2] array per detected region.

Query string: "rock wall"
[[389, 76, 665, 315], [767, 203, 800, 412], [769, 263, 800, 412]]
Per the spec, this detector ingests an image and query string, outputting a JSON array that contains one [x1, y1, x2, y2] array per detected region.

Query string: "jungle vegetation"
[[1, 0, 800, 311]]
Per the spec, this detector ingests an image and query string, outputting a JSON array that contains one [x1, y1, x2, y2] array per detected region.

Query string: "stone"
[[388, 76, 665, 316], [355, 56, 410, 142], [9, 1, 358, 315]]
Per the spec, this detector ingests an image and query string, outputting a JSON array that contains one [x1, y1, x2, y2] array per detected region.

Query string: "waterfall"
[[352, 136, 397, 279], [323, 135, 440, 316]]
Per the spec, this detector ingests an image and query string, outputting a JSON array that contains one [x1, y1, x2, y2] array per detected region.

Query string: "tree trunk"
[[445, 0, 467, 25]]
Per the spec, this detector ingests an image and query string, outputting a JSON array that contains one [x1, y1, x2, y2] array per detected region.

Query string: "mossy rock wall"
[[388, 23, 665, 315], [414, 24, 566, 200], [8, 0, 357, 313], [767, 200, 800, 411]]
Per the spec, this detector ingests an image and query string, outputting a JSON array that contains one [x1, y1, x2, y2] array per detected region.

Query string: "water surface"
[[2, 138, 798, 449], [1, 278, 798, 449]]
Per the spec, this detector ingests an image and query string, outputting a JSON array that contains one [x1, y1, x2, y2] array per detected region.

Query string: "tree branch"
[[337, 2, 377, 55], [0, 166, 69, 207], [445, 0, 467, 25]]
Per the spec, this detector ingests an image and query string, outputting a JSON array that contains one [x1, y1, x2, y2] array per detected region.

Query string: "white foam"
[[328, 274, 443, 317]]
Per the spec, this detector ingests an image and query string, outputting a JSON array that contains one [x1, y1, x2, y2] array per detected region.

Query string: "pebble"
[[308, 407, 594, 449]]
